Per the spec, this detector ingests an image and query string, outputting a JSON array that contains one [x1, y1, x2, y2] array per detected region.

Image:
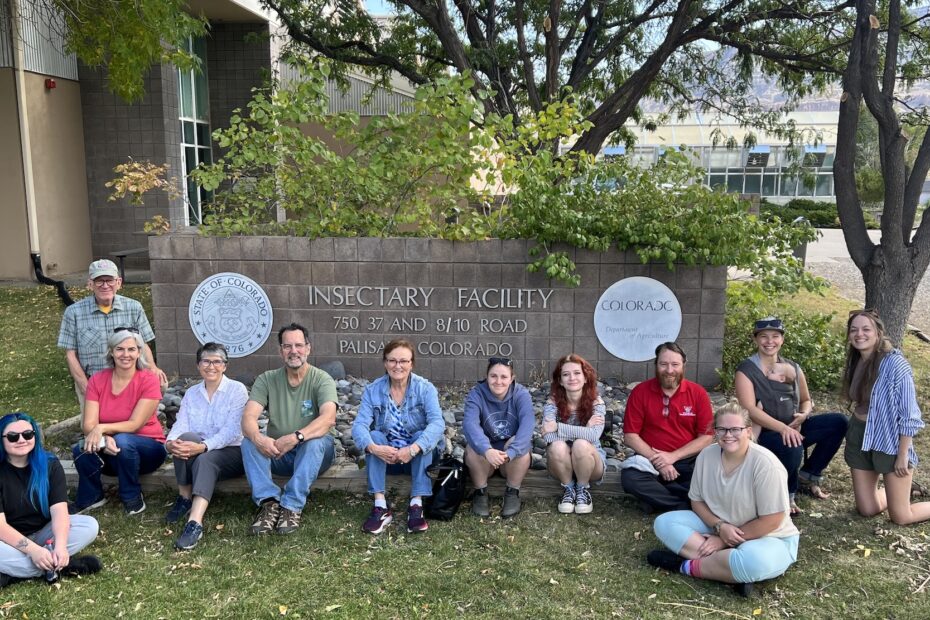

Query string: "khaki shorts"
[[844, 415, 904, 474]]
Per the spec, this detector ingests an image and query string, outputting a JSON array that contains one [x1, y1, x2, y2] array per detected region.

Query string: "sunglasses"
[[662, 395, 670, 417], [3, 430, 36, 442], [114, 326, 140, 334], [488, 357, 513, 367]]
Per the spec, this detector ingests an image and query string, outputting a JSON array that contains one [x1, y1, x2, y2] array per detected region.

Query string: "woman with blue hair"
[[0, 413, 101, 587]]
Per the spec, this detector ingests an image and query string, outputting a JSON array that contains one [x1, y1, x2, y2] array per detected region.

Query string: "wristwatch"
[[713, 519, 728, 535], [294, 431, 305, 444], [409, 444, 419, 457]]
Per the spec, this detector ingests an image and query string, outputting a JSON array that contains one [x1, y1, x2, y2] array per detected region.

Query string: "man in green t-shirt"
[[241, 323, 338, 535]]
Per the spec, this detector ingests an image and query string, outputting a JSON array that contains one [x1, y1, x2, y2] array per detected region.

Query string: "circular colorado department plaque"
[[593, 277, 682, 361]]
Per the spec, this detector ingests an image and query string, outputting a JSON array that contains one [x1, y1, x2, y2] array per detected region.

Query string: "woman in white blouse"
[[543, 354, 606, 515], [164, 343, 248, 550]]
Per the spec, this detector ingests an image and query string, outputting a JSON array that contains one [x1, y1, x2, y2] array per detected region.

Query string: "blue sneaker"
[[164, 496, 193, 524], [175, 521, 204, 550], [123, 495, 146, 516]]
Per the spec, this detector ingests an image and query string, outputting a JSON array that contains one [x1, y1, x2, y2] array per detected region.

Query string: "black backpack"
[[424, 457, 467, 521]]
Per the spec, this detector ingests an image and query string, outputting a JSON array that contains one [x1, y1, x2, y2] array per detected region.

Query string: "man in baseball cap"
[[57, 259, 167, 408]]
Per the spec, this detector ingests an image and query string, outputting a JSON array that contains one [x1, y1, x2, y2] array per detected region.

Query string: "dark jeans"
[[758, 412, 848, 494], [72, 433, 167, 506], [621, 456, 697, 513]]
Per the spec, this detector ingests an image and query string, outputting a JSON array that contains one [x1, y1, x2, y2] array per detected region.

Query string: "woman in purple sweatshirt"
[[463, 357, 536, 519]]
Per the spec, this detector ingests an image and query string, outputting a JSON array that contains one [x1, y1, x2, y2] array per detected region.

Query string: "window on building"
[[178, 36, 212, 226]]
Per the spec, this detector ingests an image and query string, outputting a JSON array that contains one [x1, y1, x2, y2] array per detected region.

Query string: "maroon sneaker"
[[362, 505, 393, 535], [406, 504, 428, 533]]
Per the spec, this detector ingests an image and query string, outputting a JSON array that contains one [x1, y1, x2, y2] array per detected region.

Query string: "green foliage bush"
[[721, 282, 846, 393], [193, 57, 819, 291], [761, 198, 879, 229]]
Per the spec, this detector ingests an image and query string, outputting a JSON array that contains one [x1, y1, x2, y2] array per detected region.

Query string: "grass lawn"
[[1, 282, 930, 619]]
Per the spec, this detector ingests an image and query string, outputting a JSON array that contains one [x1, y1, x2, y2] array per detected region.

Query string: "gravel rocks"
[[157, 375, 727, 471]]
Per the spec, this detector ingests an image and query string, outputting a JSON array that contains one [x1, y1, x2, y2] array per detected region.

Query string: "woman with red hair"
[[543, 354, 606, 515]]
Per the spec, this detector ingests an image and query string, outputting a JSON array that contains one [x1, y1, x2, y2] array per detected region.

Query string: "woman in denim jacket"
[[352, 339, 445, 535]]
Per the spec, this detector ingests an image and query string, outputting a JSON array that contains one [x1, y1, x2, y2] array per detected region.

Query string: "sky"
[[365, 0, 394, 15]]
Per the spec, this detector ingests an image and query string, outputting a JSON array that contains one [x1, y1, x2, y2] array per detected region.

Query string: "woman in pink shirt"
[[71, 329, 165, 515]]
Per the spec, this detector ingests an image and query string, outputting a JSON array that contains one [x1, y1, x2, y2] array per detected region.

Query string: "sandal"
[[802, 482, 830, 499], [799, 477, 830, 499]]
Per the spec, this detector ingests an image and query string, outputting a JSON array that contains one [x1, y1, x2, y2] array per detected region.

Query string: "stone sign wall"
[[149, 235, 725, 386]]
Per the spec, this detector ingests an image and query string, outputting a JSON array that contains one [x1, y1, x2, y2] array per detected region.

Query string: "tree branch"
[[834, 0, 874, 268]]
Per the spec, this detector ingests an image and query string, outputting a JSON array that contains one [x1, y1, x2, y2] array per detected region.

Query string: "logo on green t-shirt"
[[301, 400, 315, 418]]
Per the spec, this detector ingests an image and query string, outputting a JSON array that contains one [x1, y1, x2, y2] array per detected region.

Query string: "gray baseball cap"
[[88, 259, 119, 280]]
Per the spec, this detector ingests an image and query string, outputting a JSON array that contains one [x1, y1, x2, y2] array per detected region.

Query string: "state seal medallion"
[[189, 273, 274, 357]]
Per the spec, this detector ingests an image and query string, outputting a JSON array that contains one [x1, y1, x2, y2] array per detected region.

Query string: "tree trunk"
[[861, 246, 919, 347]]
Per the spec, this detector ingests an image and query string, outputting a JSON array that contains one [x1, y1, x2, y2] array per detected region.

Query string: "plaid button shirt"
[[57, 294, 156, 377]]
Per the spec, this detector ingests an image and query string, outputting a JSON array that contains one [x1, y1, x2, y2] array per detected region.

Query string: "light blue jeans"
[[0, 515, 99, 578], [241, 435, 334, 513], [365, 431, 436, 498], [653, 510, 799, 583]]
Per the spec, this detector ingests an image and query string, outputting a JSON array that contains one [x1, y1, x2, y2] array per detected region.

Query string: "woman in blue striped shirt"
[[843, 309, 930, 524], [543, 354, 606, 515]]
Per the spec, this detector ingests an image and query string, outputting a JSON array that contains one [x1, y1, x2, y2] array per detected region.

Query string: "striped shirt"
[[862, 350, 924, 465], [542, 399, 605, 445], [167, 375, 249, 450], [57, 294, 155, 377]]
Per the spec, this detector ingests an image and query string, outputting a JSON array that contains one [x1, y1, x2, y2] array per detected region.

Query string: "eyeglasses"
[[662, 395, 670, 417], [714, 426, 749, 437], [114, 326, 140, 334], [3, 430, 36, 442], [488, 357, 513, 367], [93, 278, 118, 287], [199, 359, 227, 367], [281, 343, 308, 351], [385, 358, 412, 366]]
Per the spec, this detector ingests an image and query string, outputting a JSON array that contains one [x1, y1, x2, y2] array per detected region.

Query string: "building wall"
[[149, 236, 726, 387], [79, 62, 184, 266], [25, 72, 92, 275], [206, 22, 270, 132], [0, 68, 32, 279]]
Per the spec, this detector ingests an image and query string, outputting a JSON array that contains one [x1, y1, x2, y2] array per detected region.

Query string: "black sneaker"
[[61, 555, 103, 577], [501, 487, 521, 518], [175, 520, 204, 550], [0, 573, 10, 588], [557, 484, 576, 514], [471, 488, 490, 517], [646, 549, 685, 572], [164, 495, 193, 524], [574, 485, 593, 514], [69, 496, 107, 515], [123, 495, 146, 516], [734, 582, 755, 598]]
